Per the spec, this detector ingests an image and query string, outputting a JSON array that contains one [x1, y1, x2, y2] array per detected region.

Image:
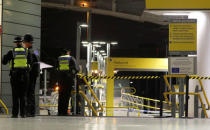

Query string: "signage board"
[[146, 0, 210, 9], [169, 57, 197, 75], [169, 19, 197, 55]]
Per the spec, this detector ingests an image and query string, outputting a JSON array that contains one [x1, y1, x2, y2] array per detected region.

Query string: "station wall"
[[1, 0, 41, 113]]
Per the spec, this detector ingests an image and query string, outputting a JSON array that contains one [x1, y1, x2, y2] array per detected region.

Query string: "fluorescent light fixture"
[[113, 70, 118, 74], [82, 44, 88, 47], [111, 42, 118, 45], [163, 13, 190, 16], [96, 45, 101, 48], [100, 50, 105, 53], [99, 42, 106, 45], [102, 53, 107, 56], [93, 44, 101, 48], [93, 41, 99, 44], [188, 54, 197, 57], [81, 41, 88, 44], [80, 24, 88, 28]]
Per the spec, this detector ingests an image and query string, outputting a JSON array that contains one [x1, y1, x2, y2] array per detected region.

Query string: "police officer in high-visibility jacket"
[[23, 34, 40, 117], [57, 49, 79, 116], [2, 36, 32, 118]]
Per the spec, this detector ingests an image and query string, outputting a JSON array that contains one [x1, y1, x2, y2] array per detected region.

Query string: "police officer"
[[2, 36, 32, 118], [23, 34, 39, 117], [57, 49, 79, 116]]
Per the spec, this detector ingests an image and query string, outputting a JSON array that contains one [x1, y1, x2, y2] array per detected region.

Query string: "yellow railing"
[[0, 99, 8, 115], [164, 92, 208, 118], [121, 93, 170, 111], [80, 74, 104, 112], [164, 75, 210, 111]]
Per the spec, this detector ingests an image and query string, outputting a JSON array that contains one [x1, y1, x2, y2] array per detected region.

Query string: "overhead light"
[[93, 44, 101, 48], [83, 44, 88, 47], [111, 42, 118, 45], [80, 24, 88, 28], [93, 41, 99, 44], [81, 41, 88, 44], [99, 42, 106, 45], [163, 13, 190, 16], [80, 1, 89, 7], [100, 50, 105, 53], [188, 54, 197, 57], [113, 70, 118, 74], [102, 53, 107, 56], [96, 45, 102, 48]]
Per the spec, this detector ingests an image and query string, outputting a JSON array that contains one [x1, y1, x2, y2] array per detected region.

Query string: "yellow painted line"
[[0, 99, 8, 115]]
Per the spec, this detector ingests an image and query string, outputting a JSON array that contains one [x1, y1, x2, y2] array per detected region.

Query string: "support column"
[[189, 12, 210, 117], [70, 0, 74, 5], [112, 0, 117, 12]]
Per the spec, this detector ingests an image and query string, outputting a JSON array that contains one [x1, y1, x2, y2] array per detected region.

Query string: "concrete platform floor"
[[0, 116, 210, 130]]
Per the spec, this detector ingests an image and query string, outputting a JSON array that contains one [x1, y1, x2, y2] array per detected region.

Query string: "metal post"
[[76, 23, 81, 64], [107, 43, 111, 57], [112, 0, 117, 11], [185, 76, 190, 118], [147, 100, 150, 112], [194, 85, 199, 118], [159, 75, 163, 117], [171, 78, 176, 118], [87, 11, 92, 74], [87, 43, 92, 74], [75, 76, 80, 115], [73, 76, 77, 115], [70, 0, 74, 5], [44, 69, 47, 104], [179, 78, 184, 118]]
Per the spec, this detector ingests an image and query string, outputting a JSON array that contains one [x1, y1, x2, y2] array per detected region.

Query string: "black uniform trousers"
[[27, 75, 37, 116], [58, 72, 74, 115], [10, 69, 29, 116]]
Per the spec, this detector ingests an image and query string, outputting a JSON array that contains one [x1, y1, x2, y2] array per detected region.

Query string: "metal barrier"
[[121, 93, 170, 112], [163, 92, 208, 118], [81, 77, 104, 112], [163, 75, 210, 118]]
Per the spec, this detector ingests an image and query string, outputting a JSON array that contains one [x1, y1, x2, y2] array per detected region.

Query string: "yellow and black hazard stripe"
[[189, 76, 210, 80], [78, 75, 161, 80]]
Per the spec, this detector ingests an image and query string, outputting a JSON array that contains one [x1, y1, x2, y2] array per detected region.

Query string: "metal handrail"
[[0, 99, 8, 115], [164, 75, 210, 111], [79, 90, 98, 116], [81, 75, 104, 112], [164, 92, 208, 118], [121, 93, 170, 111], [122, 93, 168, 104]]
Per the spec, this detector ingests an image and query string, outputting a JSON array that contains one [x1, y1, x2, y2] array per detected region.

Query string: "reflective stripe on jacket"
[[59, 55, 71, 71]]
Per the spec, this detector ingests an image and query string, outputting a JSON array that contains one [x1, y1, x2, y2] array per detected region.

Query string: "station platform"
[[0, 116, 209, 130]]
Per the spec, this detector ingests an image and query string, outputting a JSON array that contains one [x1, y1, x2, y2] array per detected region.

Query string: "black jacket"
[[28, 47, 40, 77]]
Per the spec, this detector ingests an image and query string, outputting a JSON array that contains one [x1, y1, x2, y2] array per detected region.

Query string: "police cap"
[[14, 36, 22, 43], [23, 34, 34, 43]]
